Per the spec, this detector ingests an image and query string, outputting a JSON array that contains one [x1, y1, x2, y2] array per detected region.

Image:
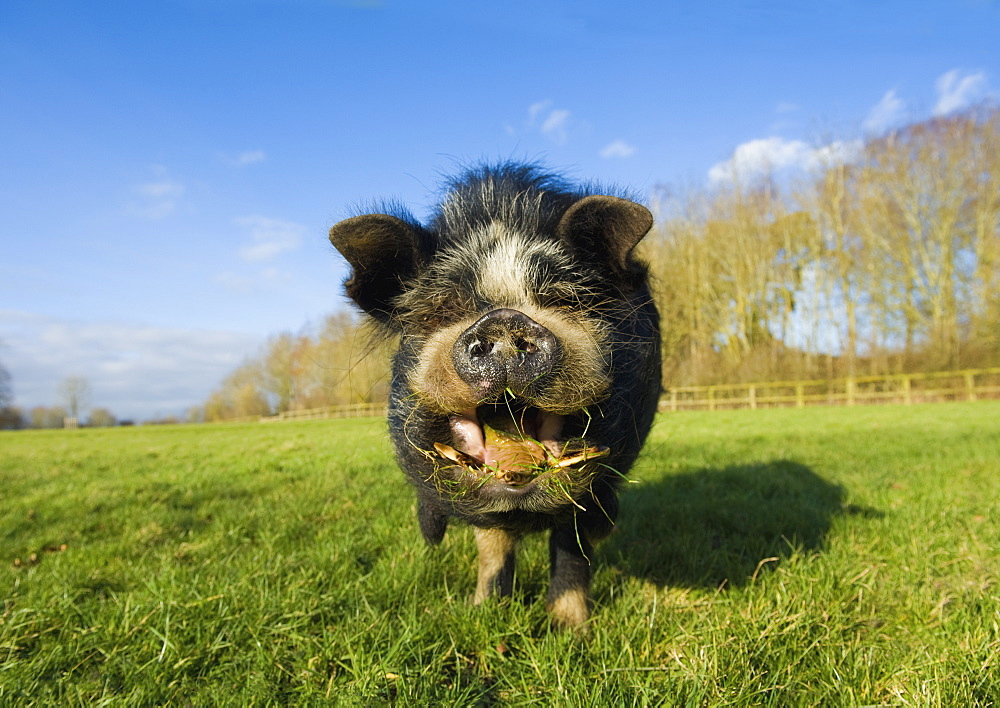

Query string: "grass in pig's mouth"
[[431, 399, 609, 488], [405, 392, 618, 512], [433, 434, 610, 486], [425, 427, 619, 516]]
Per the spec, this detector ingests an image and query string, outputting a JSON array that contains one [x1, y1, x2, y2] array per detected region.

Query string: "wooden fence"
[[660, 367, 1000, 412], [259, 402, 387, 422], [207, 367, 1000, 424]]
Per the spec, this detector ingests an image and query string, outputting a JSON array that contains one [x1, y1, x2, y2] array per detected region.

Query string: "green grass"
[[2, 403, 999, 706]]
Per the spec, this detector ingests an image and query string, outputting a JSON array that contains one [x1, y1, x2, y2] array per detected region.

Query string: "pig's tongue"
[[448, 411, 486, 460], [448, 409, 565, 471]]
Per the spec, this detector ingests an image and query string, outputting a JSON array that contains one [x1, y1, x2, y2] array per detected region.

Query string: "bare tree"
[[0, 357, 22, 429], [262, 332, 299, 413], [59, 376, 91, 421], [852, 112, 1000, 369], [0, 360, 11, 410], [967, 108, 1000, 362]]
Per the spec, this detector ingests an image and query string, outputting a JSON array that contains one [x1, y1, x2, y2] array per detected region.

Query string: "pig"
[[329, 162, 661, 629]]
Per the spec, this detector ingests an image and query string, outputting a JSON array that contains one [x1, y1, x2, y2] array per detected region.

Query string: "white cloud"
[[528, 100, 552, 123], [136, 181, 183, 199], [541, 109, 570, 143], [775, 101, 800, 114], [227, 149, 267, 166], [599, 139, 636, 159], [0, 310, 260, 420], [709, 137, 807, 184], [525, 100, 572, 144], [863, 89, 907, 133], [934, 69, 989, 116], [811, 139, 863, 165], [708, 137, 862, 185], [129, 178, 185, 219], [235, 215, 305, 262], [214, 268, 291, 294]]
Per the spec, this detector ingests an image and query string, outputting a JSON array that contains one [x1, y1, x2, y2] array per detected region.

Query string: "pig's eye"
[[537, 282, 596, 311], [408, 295, 472, 331]]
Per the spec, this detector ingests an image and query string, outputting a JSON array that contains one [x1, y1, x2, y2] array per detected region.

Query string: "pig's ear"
[[556, 195, 653, 272], [329, 214, 422, 323]]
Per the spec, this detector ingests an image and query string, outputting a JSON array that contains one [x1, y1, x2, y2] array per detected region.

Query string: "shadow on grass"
[[601, 460, 875, 589]]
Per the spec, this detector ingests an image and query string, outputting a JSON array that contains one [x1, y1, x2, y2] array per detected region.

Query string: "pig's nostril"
[[515, 338, 537, 354], [469, 339, 492, 359], [453, 309, 561, 401]]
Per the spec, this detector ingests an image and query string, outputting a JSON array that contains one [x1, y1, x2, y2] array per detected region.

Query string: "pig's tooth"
[[432, 442, 482, 469], [494, 469, 530, 486], [537, 411, 565, 456], [553, 446, 610, 468], [433, 442, 464, 463]]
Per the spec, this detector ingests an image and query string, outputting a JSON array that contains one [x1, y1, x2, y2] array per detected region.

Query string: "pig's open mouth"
[[433, 402, 609, 488]]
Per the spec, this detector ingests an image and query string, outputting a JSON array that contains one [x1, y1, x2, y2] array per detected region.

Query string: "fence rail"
[[660, 367, 1000, 412], [259, 402, 387, 422], [207, 367, 1000, 424]]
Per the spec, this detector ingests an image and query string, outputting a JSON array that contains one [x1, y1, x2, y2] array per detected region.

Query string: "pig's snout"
[[453, 309, 561, 401]]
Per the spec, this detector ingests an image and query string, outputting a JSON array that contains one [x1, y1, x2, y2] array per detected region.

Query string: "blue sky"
[[1, 0, 998, 421]]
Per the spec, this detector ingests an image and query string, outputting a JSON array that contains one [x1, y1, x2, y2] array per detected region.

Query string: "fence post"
[[846, 377, 856, 406], [749, 386, 757, 410], [903, 375, 912, 405], [796, 384, 804, 408], [670, 390, 677, 412], [965, 372, 977, 402], [708, 387, 715, 411]]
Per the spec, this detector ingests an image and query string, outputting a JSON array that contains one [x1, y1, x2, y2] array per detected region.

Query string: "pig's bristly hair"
[[431, 162, 631, 246]]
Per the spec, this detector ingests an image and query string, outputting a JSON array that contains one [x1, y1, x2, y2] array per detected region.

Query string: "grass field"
[[2, 402, 999, 706]]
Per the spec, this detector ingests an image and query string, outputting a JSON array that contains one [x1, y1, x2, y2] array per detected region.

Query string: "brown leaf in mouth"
[[482, 422, 547, 472]]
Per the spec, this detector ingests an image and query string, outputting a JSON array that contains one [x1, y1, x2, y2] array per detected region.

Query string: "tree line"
[[195, 312, 391, 422], [0, 371, 119, 430], [646, 106, 999, 385], [197, 107, 999, 420]]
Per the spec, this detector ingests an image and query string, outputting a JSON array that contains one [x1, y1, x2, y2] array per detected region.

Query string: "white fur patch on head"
[[475, 224, 533, 306], [474, 223, 567, 308]]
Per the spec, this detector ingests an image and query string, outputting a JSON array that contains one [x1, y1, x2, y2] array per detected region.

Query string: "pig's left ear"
[[556, 195, 654, 272], [329, 214, 423, 324]]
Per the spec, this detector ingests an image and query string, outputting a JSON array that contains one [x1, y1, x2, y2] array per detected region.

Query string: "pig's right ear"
[[329, 214, 422, 324]]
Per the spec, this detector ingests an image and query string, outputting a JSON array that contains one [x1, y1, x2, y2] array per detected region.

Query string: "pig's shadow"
[[599, 460, 871, 589]]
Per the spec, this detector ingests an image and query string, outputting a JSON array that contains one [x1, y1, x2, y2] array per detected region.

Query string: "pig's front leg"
[[546, 525, 592, 630], [473, 527, 517, 603]]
